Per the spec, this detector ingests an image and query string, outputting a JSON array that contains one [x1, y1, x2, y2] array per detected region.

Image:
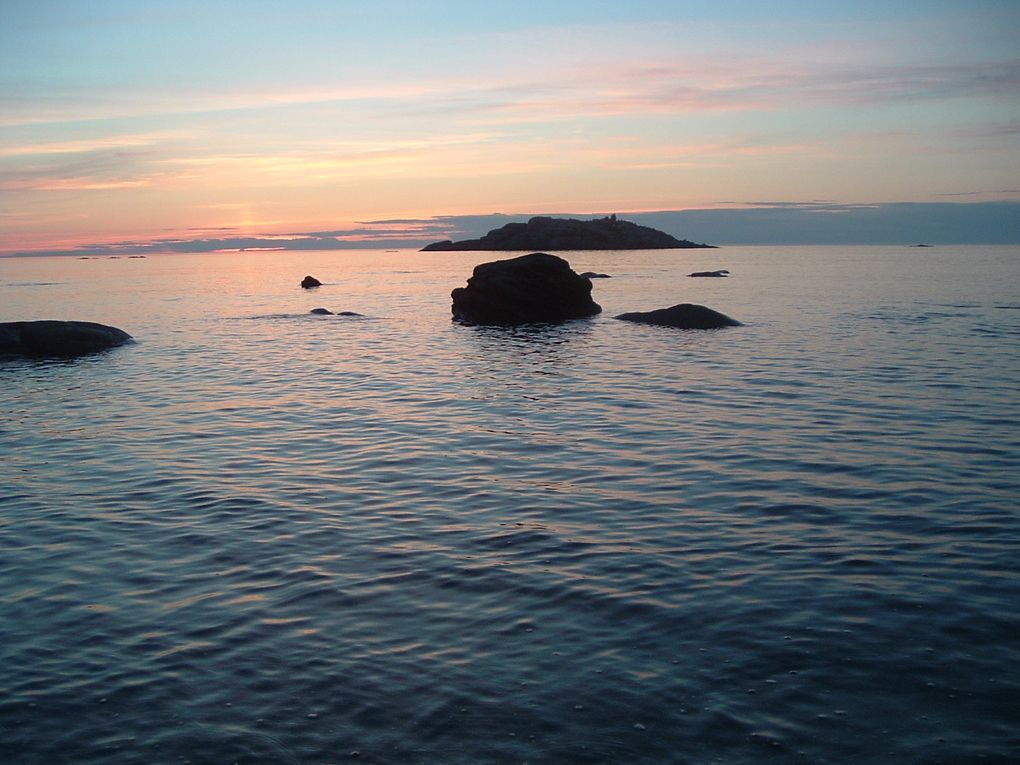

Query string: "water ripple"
[[2, 247, 1019, 763]]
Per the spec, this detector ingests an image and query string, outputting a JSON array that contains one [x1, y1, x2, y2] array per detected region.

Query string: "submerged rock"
[[309, 308, 363, 317], [688, 269, 729, 277], [0, 320, 133, 358], [451, 252, 602, 325], [614, 304, 741, 329], [301, 275, 322, 289], [424, 215, 713, 251]]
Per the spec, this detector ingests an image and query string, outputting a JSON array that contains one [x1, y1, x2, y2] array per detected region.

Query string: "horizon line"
[[4, 200, 1019, 257]]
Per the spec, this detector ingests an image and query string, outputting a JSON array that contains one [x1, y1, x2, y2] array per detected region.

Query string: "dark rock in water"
[[688, 269, 729, 277], [451, 252, 602, 325], [0, 320, 133, 358], [423, 215, 713, 251], [310, 308, 363, 317], [301, 275, 322, 289], [580, 272, 611, 279], [614, 304, 741, 329]]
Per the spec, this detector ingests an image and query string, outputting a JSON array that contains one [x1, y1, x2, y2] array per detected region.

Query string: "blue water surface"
[[1, 246, 1019, 764]]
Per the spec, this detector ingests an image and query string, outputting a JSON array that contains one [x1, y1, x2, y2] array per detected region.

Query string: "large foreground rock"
[[0, 320, 133, 358], [424, 215, 713, 251], [614, 304, 741, 329], [451, 252, 602, 325]]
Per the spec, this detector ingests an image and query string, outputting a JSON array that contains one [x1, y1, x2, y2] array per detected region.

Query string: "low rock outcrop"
[[301, 275, 322, 289], [309, 308, 363, 317], [580, 272, 611, 279], [0, 320, 134, 358], [451, 252, 602, 325], [614, 304, 741, 329], [424, 216, 713, 251], [688, 269, 729, 277]]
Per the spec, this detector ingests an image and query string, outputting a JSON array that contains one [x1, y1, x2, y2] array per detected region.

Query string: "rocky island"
[[423, 215, 714, 251]]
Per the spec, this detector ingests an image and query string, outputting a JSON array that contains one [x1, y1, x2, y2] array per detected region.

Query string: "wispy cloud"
[[0, 130, 193, 157], [0, 148, 163, 192], [5, 44, 1016, 132]]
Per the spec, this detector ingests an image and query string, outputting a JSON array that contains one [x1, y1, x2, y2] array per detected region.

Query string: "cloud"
[[6, 39, 1016, 133], [0, 130, 193, 158], [790, 59, 1020, 106], [381, 56, 1020, 127], [2, 221, 453, 257], [0, 148, 164, 192]]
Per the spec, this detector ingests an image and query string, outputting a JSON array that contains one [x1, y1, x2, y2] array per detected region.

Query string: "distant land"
[[428, 202, 1020, 249], [2, 201, 1018, 257], [421, 215, 713, 251]]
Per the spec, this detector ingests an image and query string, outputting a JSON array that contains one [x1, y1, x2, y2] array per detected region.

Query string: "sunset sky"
[[2, 0, 1018, 254]]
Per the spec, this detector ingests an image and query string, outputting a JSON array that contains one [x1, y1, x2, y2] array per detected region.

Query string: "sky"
[[1, 0, 1019, 254]]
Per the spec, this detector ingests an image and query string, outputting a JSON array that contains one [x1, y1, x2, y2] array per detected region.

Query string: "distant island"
[[421, 215, 714, 251]]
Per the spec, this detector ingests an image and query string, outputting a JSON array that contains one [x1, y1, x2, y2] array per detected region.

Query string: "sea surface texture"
[[1, 246, 1019, 764]]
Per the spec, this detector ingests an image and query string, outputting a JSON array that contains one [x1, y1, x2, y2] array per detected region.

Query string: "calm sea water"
[[1, 246, 1019, 764]]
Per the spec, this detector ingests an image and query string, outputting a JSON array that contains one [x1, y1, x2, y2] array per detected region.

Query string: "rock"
[[0, 320, 133, 358], [310, 308, 363, 317], [301, 275, 322, 289], [451, 252, 602, 325], [688, 269, 729, 277], [580, 272, 611, 279], [614, 304, 741, 329], [423, 215, 713, 251]]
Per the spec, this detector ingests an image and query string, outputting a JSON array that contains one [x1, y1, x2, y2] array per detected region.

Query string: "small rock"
[[614, 303, 741, 329], [301, 275, 322, 289], [309, 308, 333, 315]]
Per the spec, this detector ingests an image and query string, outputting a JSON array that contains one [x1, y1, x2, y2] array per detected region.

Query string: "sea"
[[1, 245, 1018, 764]]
